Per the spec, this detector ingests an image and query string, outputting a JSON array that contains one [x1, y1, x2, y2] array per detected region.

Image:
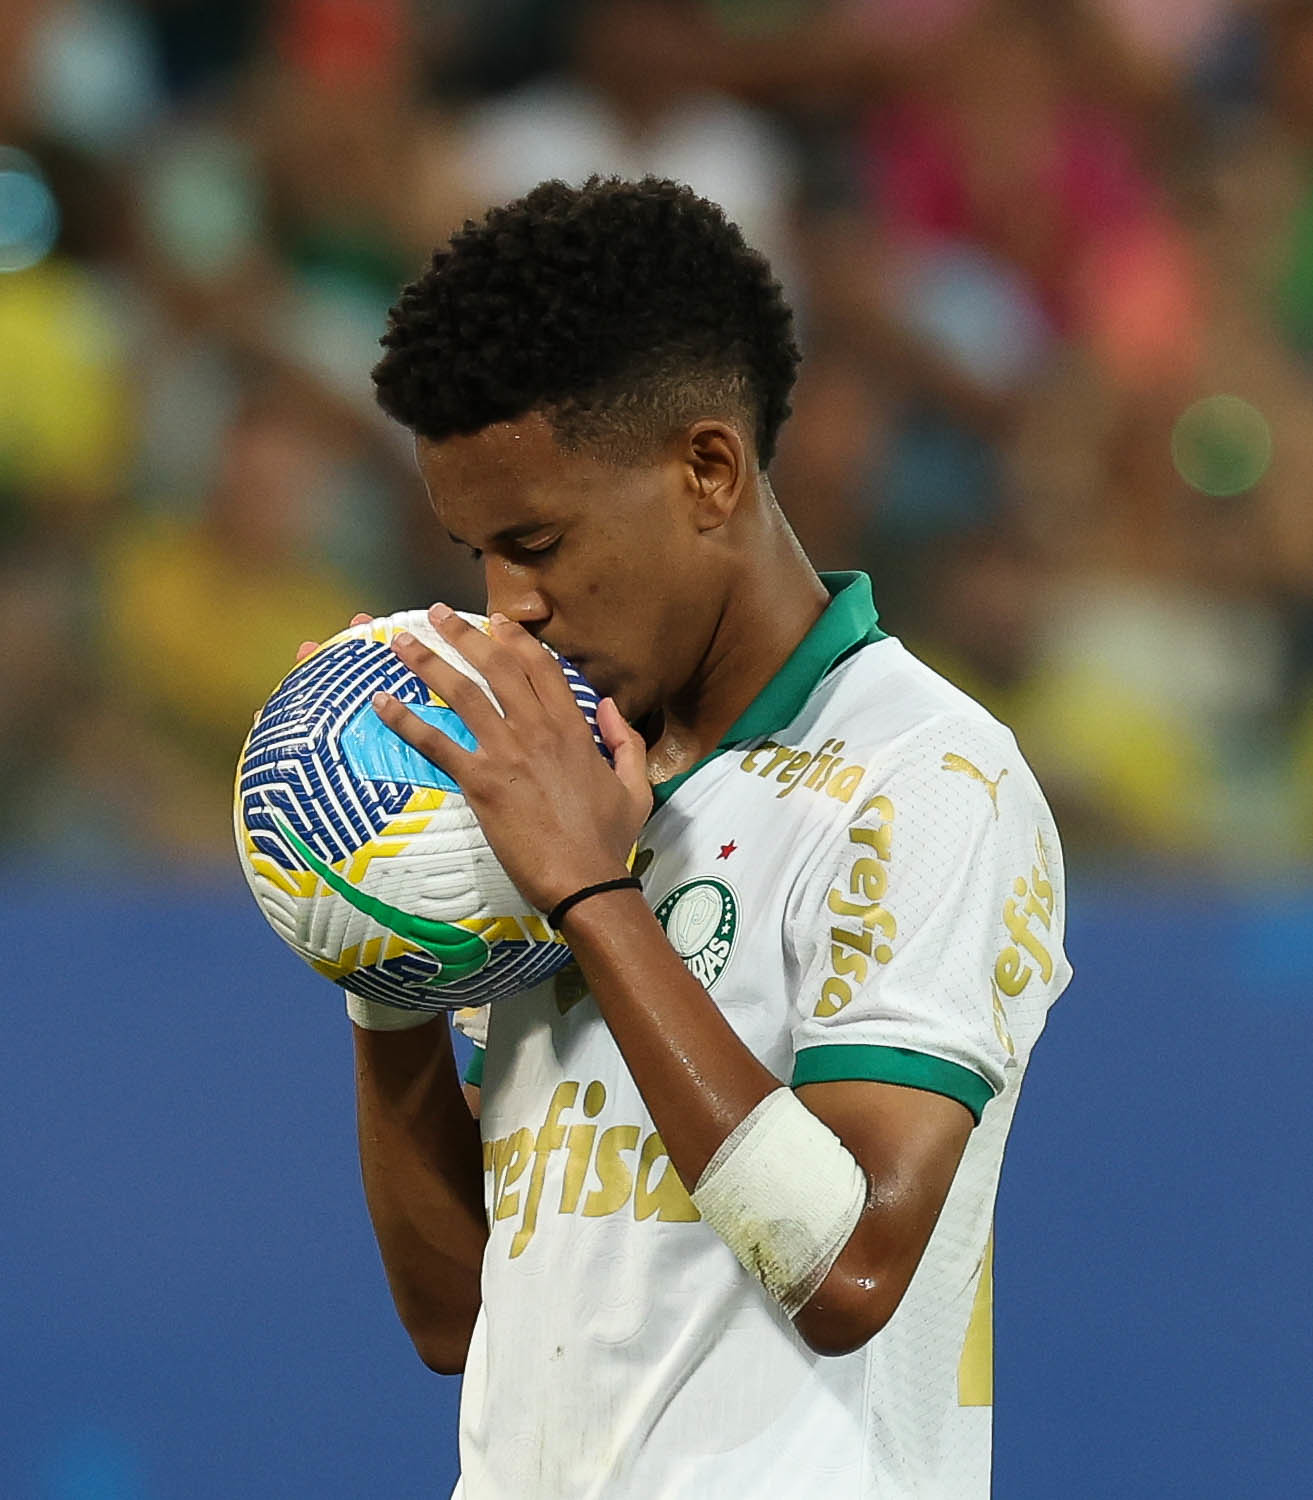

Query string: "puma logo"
[[942, 754, 1008, 817]]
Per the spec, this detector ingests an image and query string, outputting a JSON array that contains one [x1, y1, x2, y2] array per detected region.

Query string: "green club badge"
[[655, 878, 738, 990]]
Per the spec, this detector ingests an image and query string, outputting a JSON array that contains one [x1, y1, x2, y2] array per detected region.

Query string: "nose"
[[484, 557, 551, 633]]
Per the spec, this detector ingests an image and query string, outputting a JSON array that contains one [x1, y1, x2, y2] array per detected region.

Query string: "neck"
[[645, 500, 829, 783]]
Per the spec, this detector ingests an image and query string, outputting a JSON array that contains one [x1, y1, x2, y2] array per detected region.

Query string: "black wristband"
[[547, 877, 643, 930]]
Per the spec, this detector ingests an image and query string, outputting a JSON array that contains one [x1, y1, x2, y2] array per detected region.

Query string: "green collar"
[[650, 571, 885, 810]]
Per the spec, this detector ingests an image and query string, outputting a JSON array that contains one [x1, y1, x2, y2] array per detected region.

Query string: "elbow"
[[411, 1329, 471, 1376], [791, 1263, 909, 1358], [415, 1343, 466, 1376], [402, 1301, 480, 1376]]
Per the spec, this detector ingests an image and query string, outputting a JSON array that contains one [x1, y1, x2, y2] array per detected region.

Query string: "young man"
[[352, 176, 1071, 1498]]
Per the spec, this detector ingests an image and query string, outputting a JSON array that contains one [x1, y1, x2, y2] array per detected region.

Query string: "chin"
[[593, 673, 636, 719], [571, 659, 649, 725]]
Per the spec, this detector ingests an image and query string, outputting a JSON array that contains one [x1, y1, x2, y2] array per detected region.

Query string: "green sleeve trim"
[[463, 1044, 485, 1089], [791, 1044, 994, 1124]]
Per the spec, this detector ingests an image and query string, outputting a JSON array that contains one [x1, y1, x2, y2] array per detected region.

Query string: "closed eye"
[[454, 534, 559, 564]]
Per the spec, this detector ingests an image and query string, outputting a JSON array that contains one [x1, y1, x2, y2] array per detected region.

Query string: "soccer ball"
[[235, 609, 606, 1011]]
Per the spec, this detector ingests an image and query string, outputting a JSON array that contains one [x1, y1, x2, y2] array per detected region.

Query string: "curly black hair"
[[372, 177, 800, 467]]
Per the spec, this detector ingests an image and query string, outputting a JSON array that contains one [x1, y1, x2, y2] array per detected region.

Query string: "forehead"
[[414, 414, 624, 539]]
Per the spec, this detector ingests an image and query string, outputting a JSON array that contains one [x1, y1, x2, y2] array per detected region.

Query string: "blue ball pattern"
[[236, 613, 605, 1010]]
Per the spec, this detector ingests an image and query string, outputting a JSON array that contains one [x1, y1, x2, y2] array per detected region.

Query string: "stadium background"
[[2, 1, 1310, 1495]]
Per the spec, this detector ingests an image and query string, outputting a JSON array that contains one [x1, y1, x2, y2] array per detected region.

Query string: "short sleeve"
[[785, 718, 1067, 1123]]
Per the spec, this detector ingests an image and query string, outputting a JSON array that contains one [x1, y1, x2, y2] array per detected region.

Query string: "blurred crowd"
[[3, 0, 1313, 880]]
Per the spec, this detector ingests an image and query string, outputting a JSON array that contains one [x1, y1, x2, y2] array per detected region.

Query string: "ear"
[[682, 421, 749, 533]]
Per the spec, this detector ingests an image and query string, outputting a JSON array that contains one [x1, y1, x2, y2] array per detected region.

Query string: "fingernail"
[[431, 602, 453, 621], [394, 631, 416, 648], [371, 690, 391, 711], [489, 611, 509, 626]]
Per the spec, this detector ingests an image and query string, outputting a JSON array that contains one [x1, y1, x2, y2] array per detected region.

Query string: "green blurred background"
[[4, 0, 1313, 881]]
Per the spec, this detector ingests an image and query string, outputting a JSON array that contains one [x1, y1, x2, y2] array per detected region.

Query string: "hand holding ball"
[[235, 610, 608, 1012]]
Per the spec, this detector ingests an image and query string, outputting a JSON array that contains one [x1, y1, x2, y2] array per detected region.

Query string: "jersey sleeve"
[[784, 717, 1066, 1123]]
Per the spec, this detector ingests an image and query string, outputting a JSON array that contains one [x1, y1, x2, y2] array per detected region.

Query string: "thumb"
[[597, 697, 652, 814]]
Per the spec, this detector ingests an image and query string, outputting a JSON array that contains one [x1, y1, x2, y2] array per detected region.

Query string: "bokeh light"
[[139, 135, 262, 283], [0, 148, 60, 273], [1170, 395, 1273, 496]]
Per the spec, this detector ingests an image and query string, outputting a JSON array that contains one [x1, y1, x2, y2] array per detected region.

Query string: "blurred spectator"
[[85, 386, 365, 866], [0, 0, 1310, 877], [459, 0, 802, 288]]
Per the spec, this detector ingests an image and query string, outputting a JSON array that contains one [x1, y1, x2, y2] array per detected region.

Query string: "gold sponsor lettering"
[[825, 888, 896, 942], [850, 799, 893, 859], [805, 739, 845, 790], [827, 764, 864, 802], [990, 833, 1056, 1023], [990, 979, 1016, 1057], [993, 944, 1031, 998], [738, 736, 868, 804], [776, 749, 813, 794], [759, 744, 797, 778], [831, 945, 869, 984], [483, 1080, 702, 1255], [560, 1125, 597, 1214], [509, 1082, 578, 1259], [850, 856, 887, 903], [816, 796, 896, 1018], [559, 1080, 606, 1215], [739, 740, 778, 773], [634, 1133, 699, 1222], [583, 1125, 640, 1216], [818, 977, 853, 1018], [493, 1128, 533, 1222]]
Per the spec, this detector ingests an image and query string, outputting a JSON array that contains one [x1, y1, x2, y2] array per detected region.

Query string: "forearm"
[[558, 887, 780, 1185], [558, 890, 969, 1354], [353, 1018, 488, 1373]]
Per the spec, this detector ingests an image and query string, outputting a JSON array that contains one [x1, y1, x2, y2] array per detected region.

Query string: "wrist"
[[548, 874, 643, 930], [552, 880, 648, 937]]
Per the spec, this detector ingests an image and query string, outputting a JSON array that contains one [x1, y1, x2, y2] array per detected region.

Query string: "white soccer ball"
[[234, 609, 606, 1011]]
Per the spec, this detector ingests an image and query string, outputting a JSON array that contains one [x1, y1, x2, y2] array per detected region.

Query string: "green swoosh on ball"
[[274, 815, 491, 983]]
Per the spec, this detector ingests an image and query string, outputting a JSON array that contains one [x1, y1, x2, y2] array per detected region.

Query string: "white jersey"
[[453, 573, 1071, 1499]]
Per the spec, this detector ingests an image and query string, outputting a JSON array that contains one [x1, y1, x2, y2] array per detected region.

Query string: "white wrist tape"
[[691, 1087, 867, 1319], [345, 993, 441, 1031]]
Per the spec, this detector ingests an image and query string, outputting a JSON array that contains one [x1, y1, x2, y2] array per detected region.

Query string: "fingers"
[[389, 627, 510, 749], [414, 604, 582, 728], [483, 612, 585, 719], [294, 613, 373, 664], [370, 688, 477, 783], [597, 697, 654, 822]]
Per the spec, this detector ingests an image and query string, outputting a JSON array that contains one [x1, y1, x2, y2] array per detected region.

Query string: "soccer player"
[[351, 176, 1071, 1498]]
